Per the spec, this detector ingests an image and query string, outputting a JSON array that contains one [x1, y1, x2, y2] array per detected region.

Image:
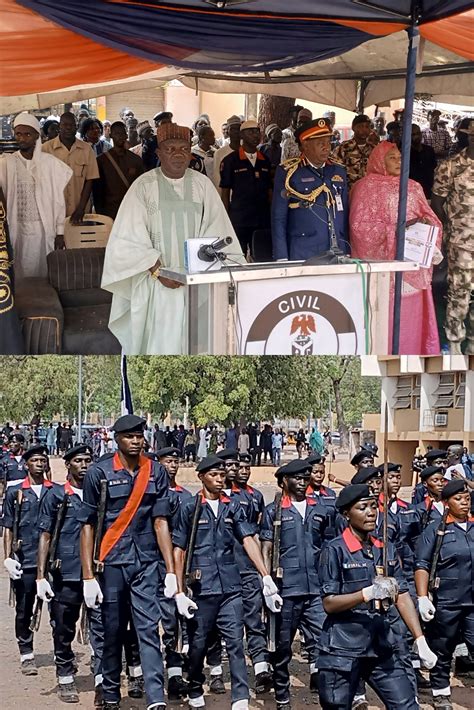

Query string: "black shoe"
[[433, 697, 453, 710], [94, 685, 104, 708], [415, 668, 431, 689], [255, 670, 273, 694], [168, 675, 189, 701], [103, 703, 120, 710], [128, 675, 144, 699], [21, 658, 38, 676], [352, 699, 369, 710], [455, 655, 474, 676], [310, 671, 318, 693], [58, 682, 80, 704], [209, 674, 226, 694], [276, 703, 291, 710]]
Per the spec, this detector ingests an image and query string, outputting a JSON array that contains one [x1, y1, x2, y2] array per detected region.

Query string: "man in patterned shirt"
[[333, 114, 376, 190], [431, 120, 474, 354], [422, 110, 452, 160]]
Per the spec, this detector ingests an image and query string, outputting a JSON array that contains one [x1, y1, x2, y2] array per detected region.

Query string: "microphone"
[[197, 236, 233, 262]]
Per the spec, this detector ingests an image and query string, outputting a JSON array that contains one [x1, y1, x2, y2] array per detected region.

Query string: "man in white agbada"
[[102, 122, 243, 354], [0, 113, 72, 278]]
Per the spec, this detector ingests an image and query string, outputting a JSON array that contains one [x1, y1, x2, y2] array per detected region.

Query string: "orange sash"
[[99, 454, 151, 562]]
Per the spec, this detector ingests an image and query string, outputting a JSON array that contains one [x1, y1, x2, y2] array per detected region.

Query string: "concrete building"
[[361, 355, 473, 485]]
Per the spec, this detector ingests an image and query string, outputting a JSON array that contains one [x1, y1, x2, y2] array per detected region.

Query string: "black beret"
[[362, 443, 379, 457], [420, 465, 444, 481], [23, 444, 47, 461], [378, 462, 402, 474], [280, 459, 312, 477], [63, 444, 92, 462], [153, 110, 173, 122], [156, 447, 180, 459], [9, 433, 25, 444], [441, 479, 468, 500], [425, 449, 447, 461], [216, 448, 240, 461], [336, 484, 374, 511], [306, 452, 322, 465], [196, 455, 226, 474], [239, 453, 252, 464], [351, 449, 375, 466], [352, 113, 371, 128], [111, 415, 146, 434], [351, 466, 382, 484]]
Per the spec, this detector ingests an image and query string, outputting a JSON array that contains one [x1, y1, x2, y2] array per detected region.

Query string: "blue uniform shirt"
[[272, 158, 349, 261], [1, 452, 27, 485], [415, 516, 474, 607], [3, 478, 56, 569], [172, 492, 255, 597], [228, 483, 265, 574], [318, 528, 408, 660], [260, 495, 333, 597], [78, 452, 170, 566], [38, 481, 83, 582]]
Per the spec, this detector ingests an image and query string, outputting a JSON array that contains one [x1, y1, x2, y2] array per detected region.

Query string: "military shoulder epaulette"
[[280, 156, 301, 170], [327, 156, 344, 167]]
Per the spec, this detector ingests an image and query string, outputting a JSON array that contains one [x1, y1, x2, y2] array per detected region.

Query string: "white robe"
[[101, 168, 242, 354], [0, 148, 72, 278]]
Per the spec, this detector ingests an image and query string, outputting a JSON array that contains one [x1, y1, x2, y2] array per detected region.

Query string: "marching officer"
[[414, 465, 447, 530], [317, 484, 437, 710], [415, 479, 474, 710], [79, 414, 187, 710], [272, 118, 349, 262], [260, 459, 331, 709], [328, 447, 377, 490], [1, 433, 27, 495], [155, 446, 191, 701], [172, 455, 281, 710], [412, 449, 448, 504], [305, 452, 337, 509], [2, 444, 55, 674], [36, 444, 93, 704]]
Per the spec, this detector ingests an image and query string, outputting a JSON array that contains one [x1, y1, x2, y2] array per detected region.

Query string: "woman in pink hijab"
[[349, 141, 442, 354]]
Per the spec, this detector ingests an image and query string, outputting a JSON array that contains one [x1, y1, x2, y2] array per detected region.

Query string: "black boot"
[[433, 697, 453, 710], [21, 658, 38, 676], [103, 703, 121, 710], [94, 685, 104, 708], [127, 674, 144, 699], [58, 681, 80, 704], [209, 674, 226, 694], [168, 675, 189, 700], [255, 670, 273, 694]]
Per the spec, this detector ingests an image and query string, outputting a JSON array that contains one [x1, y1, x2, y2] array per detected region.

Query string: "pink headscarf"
[[366, 140, 399, 176]]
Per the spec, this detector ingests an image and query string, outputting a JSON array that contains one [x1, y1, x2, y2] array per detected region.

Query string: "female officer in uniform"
[[317, 484, 437, 710], [415, 479, 474, 710]]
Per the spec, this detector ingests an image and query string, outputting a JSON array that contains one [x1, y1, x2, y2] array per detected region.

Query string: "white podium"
[[160, 260, 418, 355]]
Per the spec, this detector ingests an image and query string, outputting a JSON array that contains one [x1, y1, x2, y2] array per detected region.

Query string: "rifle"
[[268, 491, 283, 652], [93, 480, 108, 574], [48, 493, 69, 573], [9, 489, 23, 608], [30, 598, 43, 632], [421, 499, 433, 531], [175, 494, 202, 652], [428, 506, 449, 596], [77, 603, 90, 645], [379, 405, 390, 613]]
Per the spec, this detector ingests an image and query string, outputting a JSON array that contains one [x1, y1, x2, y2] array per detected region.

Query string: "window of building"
[[433, 373, 455, 409], [393, 375, 419, 409], [455, 372, 465, 409]]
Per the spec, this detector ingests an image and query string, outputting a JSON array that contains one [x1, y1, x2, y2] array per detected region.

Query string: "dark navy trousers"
[[241, 571, 268, 666]]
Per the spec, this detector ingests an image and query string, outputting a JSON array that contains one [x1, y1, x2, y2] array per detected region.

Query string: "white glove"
[[164, 573, 178, 599], [414, 635, 438, 670], [264, 592, 283, 613], [36, 578, 55, 601], [3, 557, 22, 580], [362, 585, 375, 602], [175, 592, 198, 619], [432, 246, 444, 266], [262, 575, 279, 597], [83, 578, 103, 609], [418, 595, 436, 622]]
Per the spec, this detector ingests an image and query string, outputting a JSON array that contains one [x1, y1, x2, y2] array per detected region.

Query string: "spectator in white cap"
[[0, 112, 72, 278]]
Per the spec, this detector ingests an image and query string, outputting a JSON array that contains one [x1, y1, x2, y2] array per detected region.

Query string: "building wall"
[[104, 87, 165, 124]]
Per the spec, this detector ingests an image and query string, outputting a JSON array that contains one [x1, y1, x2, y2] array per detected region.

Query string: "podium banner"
[[237, 273, 366, 355]]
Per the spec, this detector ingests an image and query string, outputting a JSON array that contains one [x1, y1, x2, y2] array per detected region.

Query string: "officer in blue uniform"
[[2, 444, 55, 675], [260, 459, 332, 709], [272, 118, 349, 262], [415, 479, 474, 710], [228, 452, 272, 694], [79, 414, 184, 710], [413, 465, 447, 531], [220, 120, 272, 258], [305, 452, 337, 510], [412, 449, 448, 505], [317, 484, 437, 710], [36, 444, 93, 704], [1, 433, 27, 493], [172, 455, 281, 710], [154, 446, 191, 701]]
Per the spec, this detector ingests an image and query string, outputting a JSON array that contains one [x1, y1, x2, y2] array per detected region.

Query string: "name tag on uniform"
[[301, 177, 316, 183], [109, 478, 129, 486], [198, 519, 208, 524], [343, 562, 367, 569], [335, 194, 344, 211], [225, 517, 233, 523]]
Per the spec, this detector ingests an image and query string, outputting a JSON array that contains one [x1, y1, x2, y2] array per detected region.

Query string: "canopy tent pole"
[[392, 19, 420, 354]]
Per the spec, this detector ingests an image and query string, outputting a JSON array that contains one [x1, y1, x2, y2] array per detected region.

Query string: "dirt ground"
[[0, 454, 471, 709]]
